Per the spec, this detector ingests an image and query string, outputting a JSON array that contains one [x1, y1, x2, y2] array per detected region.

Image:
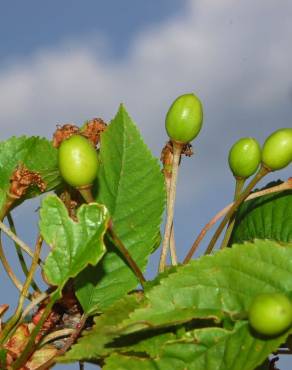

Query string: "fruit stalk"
[[77, 184, 95, 203], [183, 177, 292, 263], [219, 177, 245, 249], [0, 235, 43, 343], [11, 291, 59, 370], [165, 169, 178, 266], [159, 141, 183, 272], [109, 225, 146, 286], [204, 165, 269, 255]]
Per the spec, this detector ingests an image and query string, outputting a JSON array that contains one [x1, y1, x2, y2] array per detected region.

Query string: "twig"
[[159, 141, 183, 272], [0, 231, 24, 296], [0, 236, 43, 343], [0, 218, 38, 260], [77, 185, 95, 203], [204, 166, 269, 255], [109, 225, 146, 286], [21, 292, 49, 321], [77, 185, 146, 287], [183, 175, 291, 263], [7, 213, 41, 292], [219, 177, 245, 249], [38, 328, 74, 347], [165, 176, 178, 265], [12, 291, 59, 370], [34, 314, 88, 370]]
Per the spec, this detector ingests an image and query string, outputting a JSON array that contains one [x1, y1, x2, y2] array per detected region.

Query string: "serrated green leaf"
[[40, 195, 109, 290], [62, 240, 292, 367], [0, 136, 61, 209], [122, 240, 292, 331], [103, 322, 289, 370], [75, 105, 165, 313], [231, 184, 292, 245], [59, 293, 144, 362]]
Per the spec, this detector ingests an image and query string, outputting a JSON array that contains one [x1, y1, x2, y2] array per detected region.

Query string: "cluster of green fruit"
[[58, 93, 292, 188], [57, 93, 292, 337], [228, 128, 292, 179], [164, 93, 292, 178]]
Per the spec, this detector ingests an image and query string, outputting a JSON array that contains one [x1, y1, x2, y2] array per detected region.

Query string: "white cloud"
[[0, 0, 291, 211]]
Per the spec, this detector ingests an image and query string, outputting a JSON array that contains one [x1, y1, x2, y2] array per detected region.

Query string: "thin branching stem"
[[12, 291, 59, 370], [38, 328, 74, 347], [7, 213, 41, 292], [183, 176, 291, 263], [78, 184, 95, 203], [159, 141, 183, 272], [204, 165, 270, 255], [0, 236, 43, 343], [78, 185, 146, 287], [219, 177, 245, 249], [0, 231, 24, 295], [165, 176, 178, 266], [109, 225, 146, 286], [21, 292, 49, 321], [34, 314, 88, 370], [0, 218, 37, 260]]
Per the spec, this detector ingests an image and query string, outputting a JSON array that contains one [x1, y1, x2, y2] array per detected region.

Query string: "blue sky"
[[0, 1, 291, 369], [0, 0, 185, 63]]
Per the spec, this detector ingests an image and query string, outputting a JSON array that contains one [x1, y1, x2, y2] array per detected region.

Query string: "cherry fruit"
[[248, 293, 292, 336], [228, 137, 261, 178], [58, 135, 99, 187], [262, 128, 292, 170], [165, 93, 203, 143]]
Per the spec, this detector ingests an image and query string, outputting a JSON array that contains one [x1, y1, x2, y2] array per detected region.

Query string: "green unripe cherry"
[[228, 137, 261, 178], [165, 93, 203, 143], [262, 128, 292, 170], [248, 293, 292, 336], [58, 135, 99, 187]]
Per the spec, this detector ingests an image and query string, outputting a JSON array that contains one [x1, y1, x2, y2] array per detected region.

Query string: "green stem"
[[21, 292, 49, 321], [204, 165, 270, 255], [109, 225, 146, 287], [0, 218, 37, 260], [0, 199, 25, 296], [77, 184, 95, 203], [38, 328, 74, 347], [159, 141, 183, 272], [7, 213, 41, 292], [219, 177, 245, 249], [0, 231, 24, 295], [12, 291, 59, 370], [0, 236, 43, 344], [183, 176, 291, 263], [78, 185, 146, 286]]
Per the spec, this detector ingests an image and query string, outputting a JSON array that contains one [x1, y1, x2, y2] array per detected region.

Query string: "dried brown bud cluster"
[[160, 141, 174, 178], [161, 141, 193, 178], [181, 143, 193, 157], [52, 118, 107, 148], [9, 164, 46, 199], [81, 118, 107, 146], [52, 124, 79, 148]]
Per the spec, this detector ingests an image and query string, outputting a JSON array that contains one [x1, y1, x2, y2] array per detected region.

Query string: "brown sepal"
[[81, 118, 107, 146], [9, 164, 46, 199], [160, 141, 174, 178], [181, 143, 193, 157], [52, 124, 80, 148]]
